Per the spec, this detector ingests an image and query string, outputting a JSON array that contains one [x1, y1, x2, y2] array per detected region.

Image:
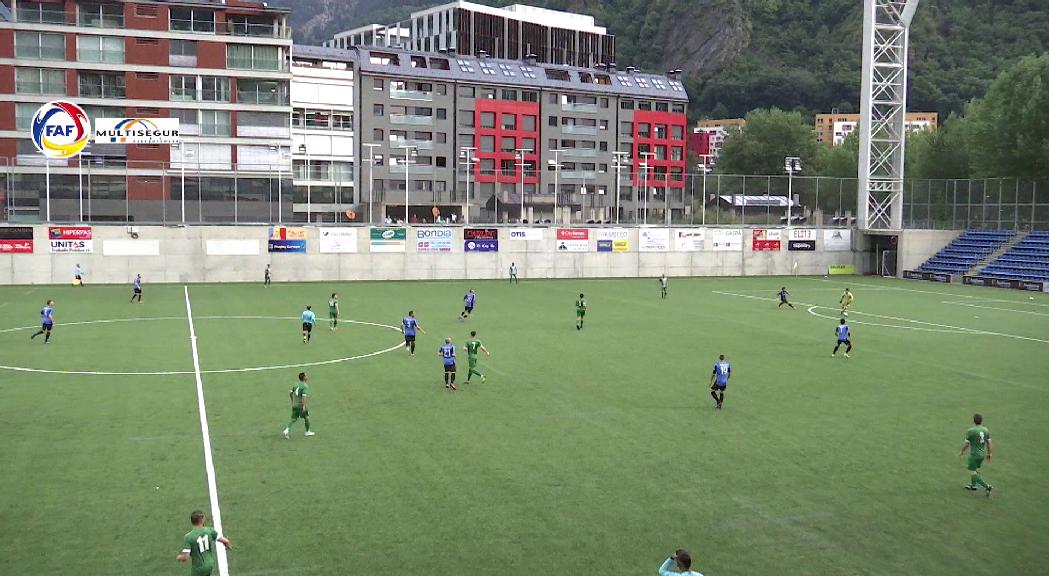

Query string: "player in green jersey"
[[659, 274, 668, 299], [464, 330, 491, 383], [576, 293, 587, 330], [177, 510, 231, 576], [328, 292, 340, 331], [282, 372, 315, 438], [960, 412, 993, 496]]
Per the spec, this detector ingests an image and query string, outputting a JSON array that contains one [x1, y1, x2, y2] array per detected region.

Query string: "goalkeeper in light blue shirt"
[[659, 550, 704, 576], [301, 305, 317, 343]]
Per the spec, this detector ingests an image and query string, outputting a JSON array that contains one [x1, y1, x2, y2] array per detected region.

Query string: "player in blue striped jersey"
[[832, 318, 852, 358], [459, 289, 477, 321], [709, 355, 731, 410], [402, 310, 426, 355], [439, 337, 458, 390]]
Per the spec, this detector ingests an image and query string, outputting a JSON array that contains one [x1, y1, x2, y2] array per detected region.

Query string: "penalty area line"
[[184, 286, 230, 576]]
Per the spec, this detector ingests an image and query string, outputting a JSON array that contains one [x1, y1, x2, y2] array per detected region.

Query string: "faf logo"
[[31, 101, 91, 159]]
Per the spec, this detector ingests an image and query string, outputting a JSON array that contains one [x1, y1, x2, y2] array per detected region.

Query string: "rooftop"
[[306, 45, 686, 100], [412, 1, 606, 35]]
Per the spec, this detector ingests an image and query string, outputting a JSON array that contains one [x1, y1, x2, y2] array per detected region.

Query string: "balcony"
[[390, 164, 436, 175], [225, 21, 289, 39], [390, 138, 434, 150], [390, 114, 434, 126], [227, 58, 287, 72], [562, 124, 597, 135], [560, 170, 597, 180], [390, 88, 434, 101], [562, 102, 598, 113], [562, 148, 597, 158]]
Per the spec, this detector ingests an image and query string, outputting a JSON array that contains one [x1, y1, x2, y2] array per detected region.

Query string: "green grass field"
[[1, 275, 1047, 576]]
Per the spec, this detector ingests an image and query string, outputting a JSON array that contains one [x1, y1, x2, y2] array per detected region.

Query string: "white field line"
[[184, 286, 229, 576], [0, 317, 404, 376], [711, 290, 1049, 344], [797, 276, 1049, 306], [941, 301, 1049, 317]]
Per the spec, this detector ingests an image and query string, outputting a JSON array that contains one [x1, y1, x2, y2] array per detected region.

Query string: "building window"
[[77, 35, 125, 64], [548, 93, 558, 104], [170, 7, 216, 33], [620, 99, 634, 110], [305, 110, 330, 129], [501, 114, 516, 130], [15, 103, 38, 130], [170, 75, 196, 101], [373, 104, 384, 117], [15, 67, 66, 95], [200, 110, 231, 136], [479, 88, 496, 99], [672, 103, 686, 114], [480, 135, 495, 152], [522, 116, 537, 131], [333, 113, 353, 131], [501, 89, 517, 101], [638, 123, 651, 138], [169, 40, 197, 67], [16, 2, 65, 24], [79, 72, 126, 99], [549, 116, 558, 127], [202, 77, 231, 102], [227, 44, 283, 71], [373, 128, 384, 140], [15, 31, 65, 60], [78, 3, 124, 27], [480, 112, 496, 129], [671, 147, 683, 161], [236, 79, 288, 105], [521, 91, 538, 103], [672, 126, 684, 139], [436, 108, 447, 120], [600, 98, 609, 108], [374, 78, 384, 91], [458, 111, 474, 127], [655, 125, 667, 139], [457, 86, 475, 97], [638, 101, 653, 111], [501, 136, 515, 152]]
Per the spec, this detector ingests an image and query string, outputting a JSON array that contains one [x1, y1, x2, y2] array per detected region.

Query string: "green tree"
[[905, 114, 971, 179], [964, 54, 1049, 180], [814, 131, 859, 178], [717, 108, 818, 175]]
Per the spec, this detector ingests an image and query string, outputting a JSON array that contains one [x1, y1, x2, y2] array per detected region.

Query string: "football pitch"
[[1, 275, 1047, 576]]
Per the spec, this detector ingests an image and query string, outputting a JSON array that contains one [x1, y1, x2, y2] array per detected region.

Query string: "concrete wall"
[[896, 229, 961, 273], [0, 225, 865, 284]]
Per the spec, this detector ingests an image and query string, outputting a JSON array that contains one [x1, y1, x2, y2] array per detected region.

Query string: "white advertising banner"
[[93, 118, 180, 144], [824, 229, 852, 251], [206, 240, 259, 256], [555, 228, 589, 252], [673, 229, 706, 251], [414, 227, 454, 253], [319, 228, 359, 253], [788, 228, 819, 241], [638, 228, 670, 252], [711, 229, 744, 251], [595, 228, 630, 241], [507, 228, 544, 241], [103, 240, 160, 256]]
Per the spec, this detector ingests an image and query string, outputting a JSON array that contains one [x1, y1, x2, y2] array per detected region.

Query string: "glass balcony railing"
[[390, 114, 434, 126], [562, 148, 597, 158], [390, 138, 434, 150], [227, 58, 286, 72], [560, 170, 597, 180], [390, 88, 434, 101], [562, 102, 598, 113], [225, 21, 288, 38], [562, 124, 598, 135], [390, 164, 436, 175]]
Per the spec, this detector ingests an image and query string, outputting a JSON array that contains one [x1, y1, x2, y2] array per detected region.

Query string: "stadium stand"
[[978, 231, 1049, 282], [915, 230, 1015, 275]]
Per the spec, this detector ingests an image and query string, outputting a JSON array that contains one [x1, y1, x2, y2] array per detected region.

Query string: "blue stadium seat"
[[916, 230, 1015, 276], [979, 231, 1049, 281]]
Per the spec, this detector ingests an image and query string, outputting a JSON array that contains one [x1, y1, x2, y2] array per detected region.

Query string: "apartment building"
[[290, 45, 356, 222], [815, 112, 938, 146], [326, 1, 615, 69], [691, 118, 745, 167], [1, 0, 292, 222], [353, 46, 688, 223]]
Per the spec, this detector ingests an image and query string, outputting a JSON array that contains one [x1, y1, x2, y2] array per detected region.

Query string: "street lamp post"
[[639, 151, 655, 225], [612, 151, 629, 225], [298, 144, 310, 222], [785, 156, 802, 225], [698, 157, 712, 226], [515, 147, 531, 223], [363, 143, 381, 224], [403, 145, 417, 224], [458, 146, 477, 225], [548, 149, 564, 225]]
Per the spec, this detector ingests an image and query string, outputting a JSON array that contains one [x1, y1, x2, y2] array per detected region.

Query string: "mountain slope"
[[272, 0, 1049, 120]]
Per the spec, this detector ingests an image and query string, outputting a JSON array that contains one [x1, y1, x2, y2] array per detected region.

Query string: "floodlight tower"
[[857, 0, 919, 231]]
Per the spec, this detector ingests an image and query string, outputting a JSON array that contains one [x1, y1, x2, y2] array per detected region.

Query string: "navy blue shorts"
[[302, 323, 313, 332], [444, 363, 456, 372], [42, 322, 53, 331], [711, 383, 727, 391]]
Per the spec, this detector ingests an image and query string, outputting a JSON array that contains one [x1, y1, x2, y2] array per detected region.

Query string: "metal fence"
[[2, 158, 1044, 230], [902, 178, 1049, 231]]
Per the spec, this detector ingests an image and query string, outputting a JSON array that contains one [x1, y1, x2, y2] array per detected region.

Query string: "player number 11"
[[196, 535, 211, 553]]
